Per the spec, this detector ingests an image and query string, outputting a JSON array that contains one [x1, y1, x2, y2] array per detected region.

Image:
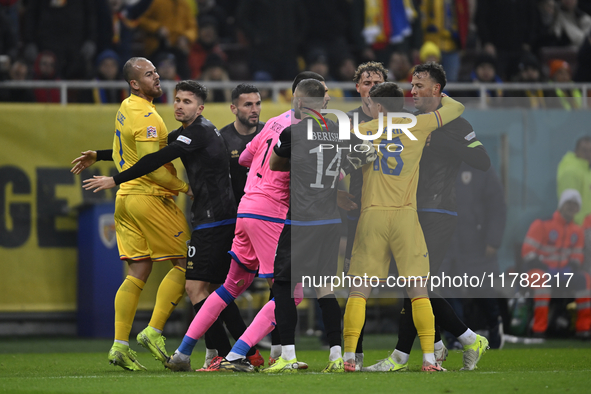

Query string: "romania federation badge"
[[99, 214, 117, 249]]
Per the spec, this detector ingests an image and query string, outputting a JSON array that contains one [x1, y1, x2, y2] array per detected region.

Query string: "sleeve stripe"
[[468, 141, 483, 148], [434, 110, 442, 127]]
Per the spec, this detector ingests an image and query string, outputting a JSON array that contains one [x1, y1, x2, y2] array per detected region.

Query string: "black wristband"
[[96, 149, 113, 161]]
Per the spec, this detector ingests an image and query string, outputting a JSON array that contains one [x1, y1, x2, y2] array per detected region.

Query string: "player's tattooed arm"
[[70, 149, 113, 174]]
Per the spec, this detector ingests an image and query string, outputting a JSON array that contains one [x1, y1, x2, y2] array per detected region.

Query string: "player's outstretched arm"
[[136, 142, 188, 192], [83, 144, 188, 193], [70, 149, 114, 174]]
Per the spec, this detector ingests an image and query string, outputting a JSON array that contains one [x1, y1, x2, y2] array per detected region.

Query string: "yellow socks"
[[411, 296, 435, 354], [114, 275, 145, 343], [149, 266, 186, 331], [343, 292, 367, 354]]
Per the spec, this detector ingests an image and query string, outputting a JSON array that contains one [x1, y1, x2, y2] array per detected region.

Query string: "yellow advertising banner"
[[0, 102, 290, 312]]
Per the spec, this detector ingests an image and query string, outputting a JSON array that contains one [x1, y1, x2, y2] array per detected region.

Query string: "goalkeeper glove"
[[340, 140, 377, 176]]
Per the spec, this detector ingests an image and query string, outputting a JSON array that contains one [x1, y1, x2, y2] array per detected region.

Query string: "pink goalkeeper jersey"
[[238, 110, 295, 219]]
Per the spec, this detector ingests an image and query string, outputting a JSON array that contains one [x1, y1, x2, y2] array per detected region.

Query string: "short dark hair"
[[175, 80, 208, 102], [575, 135, 591, 151], [231, 83, 260, 103], [295, 79, 325, 109], [292, 71, 324, 93], [413, 62, 447, 91], [122, 57, 146, 84], [369, 82, 404, 112], [353, 61, 388, 83]]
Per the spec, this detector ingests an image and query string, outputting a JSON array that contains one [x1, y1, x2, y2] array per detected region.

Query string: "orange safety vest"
[[522, 211, 584, 269]]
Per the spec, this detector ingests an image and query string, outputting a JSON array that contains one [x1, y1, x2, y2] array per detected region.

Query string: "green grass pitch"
[[1, 336, 590, 394]]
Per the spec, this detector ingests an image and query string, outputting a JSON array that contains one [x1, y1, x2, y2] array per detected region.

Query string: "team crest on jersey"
[[177, 135, 192, 145], [465, 131, 476, 141], [571, 233, 578, 245], [549, 229, 558, 243], [98, 214, 117, 249], [231, 149, 239, 158], [146, 126, 157, 138], [461, 171, 472, 184]]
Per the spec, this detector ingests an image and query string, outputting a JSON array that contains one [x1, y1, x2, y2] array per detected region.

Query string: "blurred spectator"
[[201, 53, 231, 102], [443, 162, 507, 349], [557, 136, 591, 224], [92, 49, 125, 104], [476, 0, 537, 80], [196, 0, 232, 43], [0, 0, 19, 46], [154, 52, 180, 104], [32, 51, 60, 103], [581, 212, 591, 272], [306, 52, 343, 99], [534, 0, 560, 51], [96, 0, 154, 62], [522, 189, 591, 338], [236, 0, 304, 81], [302, 0, 355, 73], [419, 41, 442, 64], [574, 33, 591, 81], [0, 59, 35, 103], [548, 59, 582, 110], [188, 16, 227, 79], [335, 56, 358, 97], [0, 5, 17, 60], [463, 53, 503, 98], [0, 54, 9, 81], [24, 0, 97, 80], [137, 0, 197, 79], [363, 0, 421, 64], [506, 52, 549, 108], [553, 0, 591, 48], [420, 0, 461, 82], [387, 51, 412, 83]]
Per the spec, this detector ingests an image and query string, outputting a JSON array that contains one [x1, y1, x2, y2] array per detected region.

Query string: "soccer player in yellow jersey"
[[73, 57, 192, 371], [343, 82, 465, 372]]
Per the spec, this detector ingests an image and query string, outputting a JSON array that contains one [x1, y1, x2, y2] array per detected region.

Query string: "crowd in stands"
[[2, 0, 591, 103]]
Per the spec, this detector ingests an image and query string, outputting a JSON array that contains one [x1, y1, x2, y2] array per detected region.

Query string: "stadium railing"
[[0, 80, 590, 108]]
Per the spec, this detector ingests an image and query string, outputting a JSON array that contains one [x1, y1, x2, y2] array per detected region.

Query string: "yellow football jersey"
[[113, 94, 176, 196], [354, 97, 464, 211]]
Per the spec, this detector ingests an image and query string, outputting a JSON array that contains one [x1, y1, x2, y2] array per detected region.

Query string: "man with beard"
[[219, 84, 264, 205], [73, 57, 192, 371]]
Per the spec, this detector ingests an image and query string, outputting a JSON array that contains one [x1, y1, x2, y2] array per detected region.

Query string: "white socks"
[[174, 350, 190, 362], [329, 346, 342, 362], [226, 352, 243, 362], [270, 345, 281, 359], [434, 340, 444, 351], [114, 340, 129, 346], [423, 352, 436, 365], [457, 329, 477, 347], [282, 345, 296, 361], [344, 351, 355, 362], [392, 349, 409, 365]]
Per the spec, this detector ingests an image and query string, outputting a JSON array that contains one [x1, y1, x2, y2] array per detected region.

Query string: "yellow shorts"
[[348, 208, 429, 280], [114, 194, 190, 261]]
